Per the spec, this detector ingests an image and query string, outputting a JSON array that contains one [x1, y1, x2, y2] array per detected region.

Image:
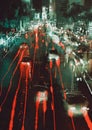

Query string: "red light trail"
[[35, 91, 48, 130], [9, 65, 22, 130], [0, 49, 26, 111], [82, 110, 92, 130], [32, 29, 39, 79], [49, 59, 56, 130], [35, 92, 40, 130], [21, 64, 29, 130], [68, 110, 76, 130], [42, 91, 48, 128], [9, 51, 31, 130]]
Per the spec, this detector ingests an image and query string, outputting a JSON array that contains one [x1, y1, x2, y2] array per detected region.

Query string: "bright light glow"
[[68, 105, 89, 116], [34, 25, 39, 30], [21, 62, 31, 67], [36, 91, 48, 102], [81, 107, 89, 111], [69, 61, 74, 67], [42, 7, 47, 20], [80, 59, 84, 65], [48, 31, 53, 37], [48, 54, 59, 60], [34, 13, 40, 20], [70, 107, 76, 111], [27, 62, 30, 66], [76, 78, 82, 81], [0, 38, 6, 45], [65, 46, 72, 54], [52, 34, 60, 44]]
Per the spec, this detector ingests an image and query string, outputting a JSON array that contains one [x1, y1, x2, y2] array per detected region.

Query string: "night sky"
[[32, 0, 42, 11], [0, 0, 23, 19], [0, 0, 43, 19]]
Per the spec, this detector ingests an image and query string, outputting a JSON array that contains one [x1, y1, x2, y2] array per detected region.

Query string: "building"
[[55, 0, 69, 27]]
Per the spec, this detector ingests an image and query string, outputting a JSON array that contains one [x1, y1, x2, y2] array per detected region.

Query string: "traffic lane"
[[0, 79, 90, 130], [25, 82, 90, 130], [0, 46, 32, 130], [0, 43, 30, 97], [0, 41, 91, 128], [25, 87, 71, 130], [19, 53, 71, 130], [0, 62, 91, 129], [46, 53, 91, 130], [23, 58, 90, 130], [0, 43, 30, 129]]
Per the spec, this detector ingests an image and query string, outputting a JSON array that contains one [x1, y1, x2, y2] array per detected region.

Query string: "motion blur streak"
[[9, 67, 22, 130], [21, 64, 29, 130], [0, 49, 26, 110], [49, 60, 56, 130], [35, 29, 39, 47], [71, 117, 76, 130], [82, 110, 92, 130], [0, 49, 20, 96], [68, 110, 76, 130], [35, 95, 40, 130], [42, 92, 48, 128], [32, 29, 39, 79]]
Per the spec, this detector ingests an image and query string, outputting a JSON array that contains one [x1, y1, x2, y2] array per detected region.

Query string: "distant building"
[[55, 0, 68, 13], [55, 0, 69, 26]]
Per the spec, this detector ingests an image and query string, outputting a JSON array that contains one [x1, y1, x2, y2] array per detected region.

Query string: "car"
[[20, 56, 32, 80], [19, 43, 30, 58], [66, 91, 89, 116]]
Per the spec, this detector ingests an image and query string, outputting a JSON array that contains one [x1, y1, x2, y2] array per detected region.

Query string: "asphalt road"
[[0, 32, 92, 130]]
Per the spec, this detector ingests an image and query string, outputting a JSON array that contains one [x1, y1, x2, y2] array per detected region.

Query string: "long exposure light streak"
[[35, 91, 48, 130], [35, 30, 39, 46], [9, 66, 22, 130], [71, 117, 76, 130], [82, 110, 92, 130], [42, 91, 48, 128], [35, 93, 40, 130], [32, 29, 39, 79], [0, 49, 20, 96], [0, 49, 26, 111], [68, 110, 76, 130], [21, 65, 29, 130], [49, 60, 56, 130], [42, 100, 47, 128]]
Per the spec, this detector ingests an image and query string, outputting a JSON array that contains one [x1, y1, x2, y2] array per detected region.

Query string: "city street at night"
[[0, 0, 92, 130]]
